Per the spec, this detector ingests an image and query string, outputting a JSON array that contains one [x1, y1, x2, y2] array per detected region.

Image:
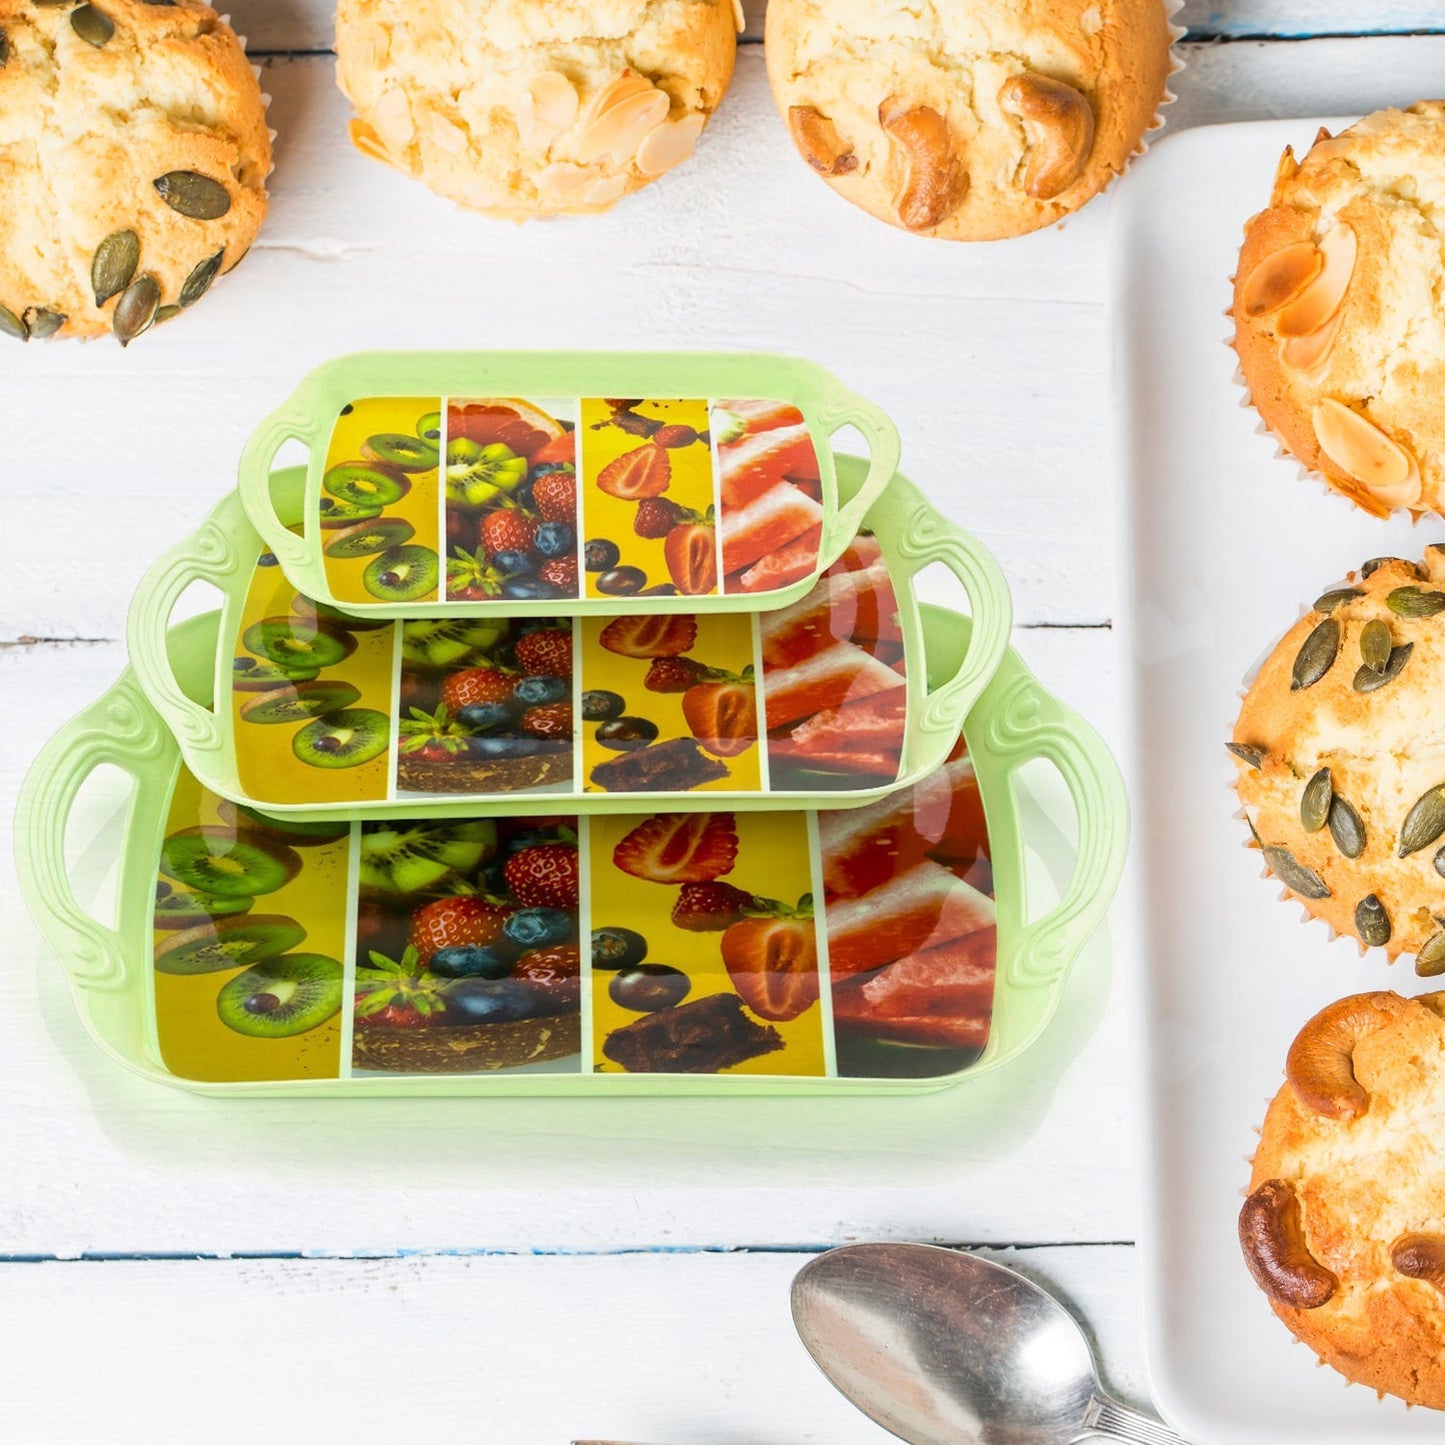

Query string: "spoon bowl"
[[791, 1242, 1185, 1445]]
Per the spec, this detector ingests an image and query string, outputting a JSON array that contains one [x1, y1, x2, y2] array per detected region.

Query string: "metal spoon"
[[791, 1242, 1187, 1445]]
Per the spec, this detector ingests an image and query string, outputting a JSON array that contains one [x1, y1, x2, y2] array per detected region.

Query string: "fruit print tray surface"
[[129, 457, 1012, 820], [1112, 120, 1445, 1443], [17, 608, 1125, 1097], [237, 350, 902, 618]]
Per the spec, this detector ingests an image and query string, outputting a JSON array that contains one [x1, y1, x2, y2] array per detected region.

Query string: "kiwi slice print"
[[240, 680, 362, 725], [364, 432, 439, 472], [400, 618, 506, 670], [445, 447, 530, 509], [152, 890, 253, 930], [323, 463, 410, 508], [289, 595, 393, 632], [216, 800, 351, 847], [216, 953, 344, 1038], [233, 657, 321, 692], [417, 411, 443, 444], [243, 616, 358, 671], [363, 545, 439, 602], [323, 516, 416, 559], [154, 915, 307, 975], [358, 818, 497, 895], [317, 498, 384, 529], [292, 708, 390, 769], [160, 825, 302, 898]]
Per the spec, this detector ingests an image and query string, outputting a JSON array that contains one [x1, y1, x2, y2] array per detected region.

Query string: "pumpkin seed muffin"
[[762, 0, 1175, 241], [1241, 990, 1445, 1408], [1232, 105, 1445, 518], [0, 0, 271, 343], [1230, 551, 1445, 970], [335, 0, 739, 219]]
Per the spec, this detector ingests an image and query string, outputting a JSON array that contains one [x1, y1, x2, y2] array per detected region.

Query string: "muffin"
[[1240, 990, 1445, 1408], [1232, 104, 1445, 518], [763, 0, 1176, 241], [336, 0, 739, 219], [1230, 551, 1445, 969], [0, 0, 271, 343]]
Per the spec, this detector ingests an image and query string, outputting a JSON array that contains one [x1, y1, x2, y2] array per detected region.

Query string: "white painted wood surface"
[[3, 6, 1440, 1440]]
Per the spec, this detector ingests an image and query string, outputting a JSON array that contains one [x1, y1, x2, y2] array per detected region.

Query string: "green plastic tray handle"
[[972, 669, 1129, 989], [236, 394, 317, 577], [16, 675, 169, 992], [821, 389, 902, 555], [897, 504, 1014, 747], [126, 518, 243, 760]]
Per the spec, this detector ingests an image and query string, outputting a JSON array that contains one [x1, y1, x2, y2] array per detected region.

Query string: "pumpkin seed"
[[1300, 768, 1332, 832], [154, 304, 182, 324], [1262, 845, 1331, 900], [1387, 586, 1445, 618], [0, 303, 27, 340], [1419, 933, 1445, 976], [1291, 617, 1340, 691], [1227, 742, 1266, 770], [112, 273, 159, 347], [1435, 845, 1445, 879], [23, 307, 65, 339], [1400, 783, 1445, 857], [1360, 618, 1392, 673], [1, 27, 8, 68], [1353, 642, 1412, 694], [178, 249, 224, 307], [153, 171, 231, 220], [70, 4, 114, 45], [142, 0, 176, 5], [91, 230, 139, 306], [1314, 587, 1362, 612], [1355, 894, 1391, 948], [1328, 796, 1366, 859], [1362, 557, 1414, 580]]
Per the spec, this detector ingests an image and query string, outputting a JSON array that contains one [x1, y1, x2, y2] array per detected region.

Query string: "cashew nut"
[[878, 98, 967, 232], [1285, 991, 1408, 1119], [788, 106, 857, 176], [997, 73, 1095, 201], [1392, 1233, 1445, 1294], [1238, 1179, 1338, 1310]]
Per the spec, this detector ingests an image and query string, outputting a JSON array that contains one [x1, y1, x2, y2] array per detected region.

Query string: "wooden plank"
[[0, 1246, 1149, 1442], [3, 626, 1127, 1257], [223, 1, 1445, 55]]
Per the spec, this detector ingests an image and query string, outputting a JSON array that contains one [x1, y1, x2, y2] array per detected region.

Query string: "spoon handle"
[[1085, 1392, 1190, 1444]]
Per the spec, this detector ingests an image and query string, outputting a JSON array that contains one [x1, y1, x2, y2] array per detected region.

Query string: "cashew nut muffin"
[[1232, 105, 1445, 519], [1230, 551, 1445, 970], [0, 0, 271, 343], [335, 0, 740, 219], [1241, 991, 1445, 1408], [763, 0, 1175, 241]]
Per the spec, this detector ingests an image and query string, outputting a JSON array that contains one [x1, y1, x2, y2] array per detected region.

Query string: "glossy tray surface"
[[130, 458, 1012, 818], [18, 609, 1127, 1097], [238, 351, 902, 617]]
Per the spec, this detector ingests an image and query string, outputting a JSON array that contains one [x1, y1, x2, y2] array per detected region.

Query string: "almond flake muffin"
[[1232, 104, 1445, 518], [0, 0, 271, 343], [1230, 551, 1445, 969], [1241, 990, 1445, 1408], [763, 0, 1175, 241], [335, 0, 739, 219]]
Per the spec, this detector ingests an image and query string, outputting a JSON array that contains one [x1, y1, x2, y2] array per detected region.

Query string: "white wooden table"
[[3, 4, 1441, 1440]]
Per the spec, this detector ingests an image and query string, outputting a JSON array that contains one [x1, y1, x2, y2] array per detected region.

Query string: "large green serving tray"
[[128, 458, 1012, 820], [16, 608, 1128, 1098], [238, 351, 902, 618]]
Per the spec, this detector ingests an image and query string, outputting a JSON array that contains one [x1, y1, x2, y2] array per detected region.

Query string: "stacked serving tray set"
[[16, 350, 1127, 1097]]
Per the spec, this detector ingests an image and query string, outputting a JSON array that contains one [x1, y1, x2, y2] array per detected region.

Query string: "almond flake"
[[1313, 399, 1421, 507], [635, 113, 705, 176], [1277, 223, 1356, 337], [517, 71, 578, 152], [1240, 241, 1322, 318]]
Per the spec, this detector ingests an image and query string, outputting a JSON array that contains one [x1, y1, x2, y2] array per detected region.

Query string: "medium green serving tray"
[[16, 607, 1128, 1098]]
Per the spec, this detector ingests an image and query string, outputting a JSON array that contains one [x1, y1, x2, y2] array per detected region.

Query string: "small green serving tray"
[[16, 608, 1128, 1098], [129, 457, 1012, 820], [238, 351, 902, 618]]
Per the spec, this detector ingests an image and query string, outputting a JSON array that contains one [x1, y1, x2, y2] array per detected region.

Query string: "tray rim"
[[18, 605, 1126, 1099], [236, 348, 902, 619], [129, 457, 1013, 820]]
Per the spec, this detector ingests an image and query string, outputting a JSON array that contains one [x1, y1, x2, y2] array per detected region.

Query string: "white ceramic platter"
[[1113, 117, 1445, 1443]]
